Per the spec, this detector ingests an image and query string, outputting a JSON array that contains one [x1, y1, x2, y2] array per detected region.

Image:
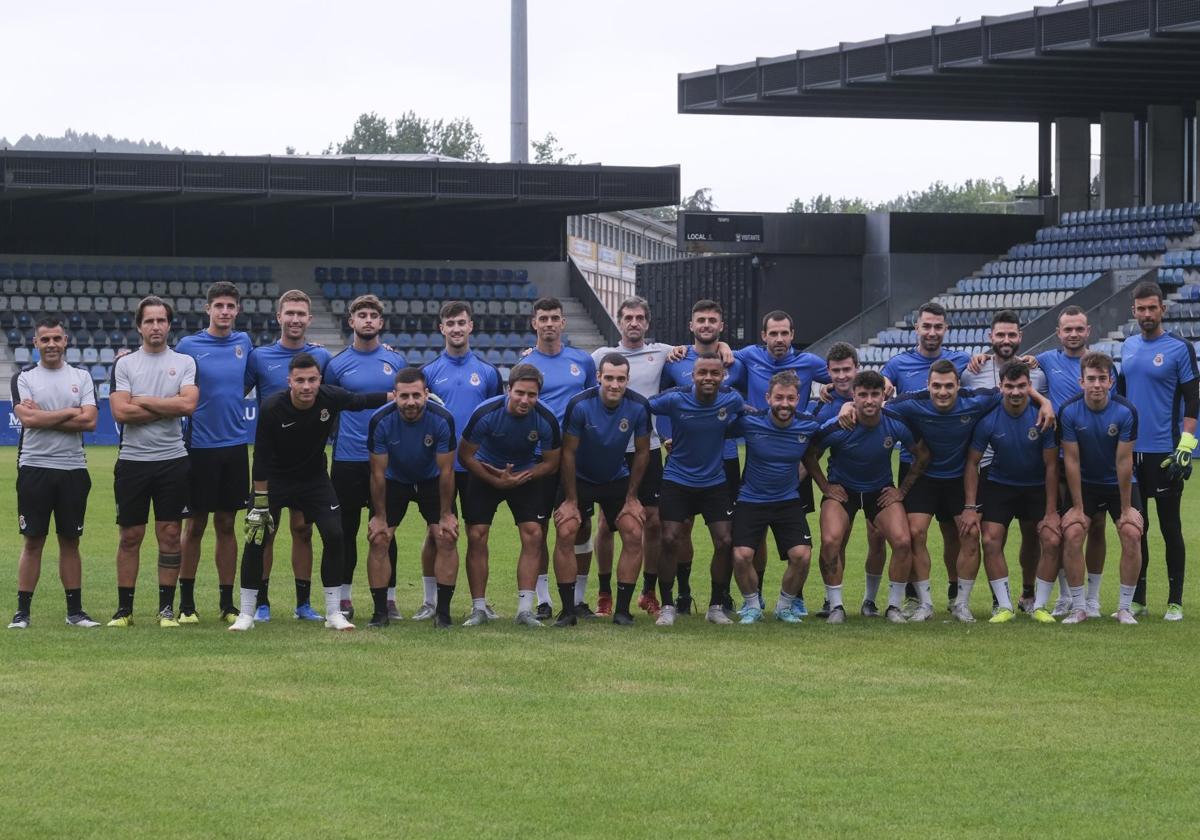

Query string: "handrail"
[[566, 257, 621, 347]]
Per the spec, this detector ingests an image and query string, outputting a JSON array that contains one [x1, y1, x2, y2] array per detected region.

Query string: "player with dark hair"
[[228, 352, 389, 631], [176, 281, 253, 624], [459, 363, 563, 626], [1118, 280, 1198, 621], [364, 367, 459, 628], [108, 296, 199, 627], [8, 317, 100, 629]]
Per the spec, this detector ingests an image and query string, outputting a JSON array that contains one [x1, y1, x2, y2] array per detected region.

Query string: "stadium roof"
[[0, 150, 679, 212], [678, 0, 1200, 122]]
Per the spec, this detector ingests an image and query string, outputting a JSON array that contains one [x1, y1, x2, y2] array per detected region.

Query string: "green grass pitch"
[[2, 446, 1198, 837]]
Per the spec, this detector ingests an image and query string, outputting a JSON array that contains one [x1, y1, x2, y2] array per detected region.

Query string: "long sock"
[[615, 581, 635, 614], [659, 581, 675, 607], [1069, 584, 1086, 610], [218, 584, 234, 612], [642, 572, 658, 595], [741, 590, 762, 610], [776, 590, 795, 613], [422, 576, 437, 606], [535, 574, 551, 606], [239, 587, 258, 617], [1056, 569, 1070, 602], [17, 590, 32, 614], [558, 583, 576, 616], [825, 584, 844, 610], [905, 582, 918, 600], [947, 580, 959, 603], [158, 584, 176, 613], [916, 580, 933, 607], [1022, 583, 1035, 600], [599, 573, 612, 595], [1086, 572, 1102, 606], [340, 583, 352, 602], [888, 581, 906, 609], [295, 578, 311, 608], [1033, 577, 1054, 610], [471, 597, 487, 611], [955, 578, 975, 607], [64, 588, 81, 616], [677, 563, 693, 598], [178, 577, 196, 612], [323, 587, 342, 618], [989, 576, 1013, 612], [436, 583, 454, 621], [518, 589, 535, 615], [574, 574, 588, 605], [370, 586, 388, 617], [1118, 584, 1136, 612], [257, 578, 270, 608], [864, 573, 882, 604], [709, 579, 728, 609], [118, 586, 134, 614], [386, 586, 396, 603]]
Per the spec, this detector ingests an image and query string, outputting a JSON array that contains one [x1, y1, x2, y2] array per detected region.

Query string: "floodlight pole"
[[511, 0, 529, 163]]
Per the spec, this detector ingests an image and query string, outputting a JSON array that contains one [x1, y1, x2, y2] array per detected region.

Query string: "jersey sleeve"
[[562, 398, 586, 438], [13, 370, 29, 403], [1032, 367, 1049, 396], [536, 404, 562, 450], [1041, 425, 1058, 450], [367, 410, 388, 455], [725, 357, 747, 392], [436, 414, 454, 453], [78, 370, 97, 407], [244, 349, 259, 392], [323, 357, 342, 386], [582, 354, 597, 389], [811, 357, 831, 385], [648, 390, 676, 417], [814, 417, 842, 449], [112, 356, 132, 394], [1059, 405, 1079, 443], [884, 407, 921, 446], [633, 397, 652, 438], [969, 410, 994, 454], [881, 356, 900, 382], [463, 403, 491, 445], [178, 356, 197, 388], [1119, 404, 1137, 442], [1175, 339, 1199, 385]]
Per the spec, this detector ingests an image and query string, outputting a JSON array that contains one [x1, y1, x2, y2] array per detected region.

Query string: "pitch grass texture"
[[2, 447, 1197, 837]]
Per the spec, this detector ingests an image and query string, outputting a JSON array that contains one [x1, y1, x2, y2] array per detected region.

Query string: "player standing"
[[8, 318, 100, 629], [107, 297, 199, 627]]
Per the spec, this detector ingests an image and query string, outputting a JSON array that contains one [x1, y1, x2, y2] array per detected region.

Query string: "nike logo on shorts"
[[330, 504, 340, 510], [725, 509, 733, 515], [536, 514, 547, 520], [282, 422, 297, 428]]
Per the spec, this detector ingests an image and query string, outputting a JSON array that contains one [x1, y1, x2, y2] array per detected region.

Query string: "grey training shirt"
[[12, 363, 96, 470], [111, 348, 197, 462]]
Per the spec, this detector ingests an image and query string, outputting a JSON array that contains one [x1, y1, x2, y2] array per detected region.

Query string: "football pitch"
[[2, 446, 1198, 838]]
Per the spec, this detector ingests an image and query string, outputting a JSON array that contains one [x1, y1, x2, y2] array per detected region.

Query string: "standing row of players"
[[8, 280, 1195, 629]]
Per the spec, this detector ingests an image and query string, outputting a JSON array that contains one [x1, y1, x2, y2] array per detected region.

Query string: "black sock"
[[436, 583, 455, 621], [257, 578, 270, 608], [295, 578, 311, 608], [557, 583, 576, 615], [642, 572, 658, 595], [1022, 584, 1035, 599], [64, 588, 81, 615], [616, 581, 635, 614], [677, 563, 693, 597], [709, 580, 729, 609], [948, 581, 959, 602], [17, 590, 32, 614], [598, 573, 612, 595], [118, 586, 135, 614], [158, 584, 176, 613], [218, 584, 234, 613], [905, 582, 917, 599], [659, 582, 675, 607], [178, 578, 195, 612], [370, 586, 388, 617]]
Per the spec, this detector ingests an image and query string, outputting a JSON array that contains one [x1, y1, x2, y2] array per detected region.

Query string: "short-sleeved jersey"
[[525, 345, 596, 420], [111, 348, 197, 462], [660, 348, 746, 460], [12, 363, 96, 470], [732, 345, 830, 413], [961, 359, 1048, 469], [463, 395, 561, 472], [814, 411, 919, 493], [175, 330, 254, 449], [245, 341, 333, 402], [253, 385, 388, 484], [813, 388, 852, 425], [886, 388, 1003, 478], [324, 345, 408, 462], [731, 411, 822, 504], [422, 349, 503, 471], [562, 387, 652, 485], [649, 386, 745, 488], [590, 342, 672, 450], [1118, 331, 1198, 453], [367, 402, 455, 484], [1059, 395, 1138, 487], [969, 402, 1056, 486], [881, 347, 972, 394], [1035, 349, 1085, 412]]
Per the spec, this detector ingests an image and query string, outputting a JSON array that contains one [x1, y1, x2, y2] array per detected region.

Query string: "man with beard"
[[324, 295, 407, 620], [1118, 281, 1199, 620]]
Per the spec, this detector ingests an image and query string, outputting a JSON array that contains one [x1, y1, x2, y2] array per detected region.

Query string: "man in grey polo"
[[8, 317, 100, 629], [107, 296, 199, 628]]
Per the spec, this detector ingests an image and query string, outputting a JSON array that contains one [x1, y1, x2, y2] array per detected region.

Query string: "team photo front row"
[[8, 280, 1196, 631]]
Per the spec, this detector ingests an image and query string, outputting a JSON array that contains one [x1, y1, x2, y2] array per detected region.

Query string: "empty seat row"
[[0, 263, 273, 283], [955, 272, 1099, 294], [380, 332, 536, 352], [1, 278, 280, 299], [321, 281, 537, 303], [332, 298, 534, 319], [932, 291, 1069, 312], [1036, 219, 1193, 242], [1163, 250, 1200, 267], [316, 266, 530, 286], [1062, 203, 1200, 225], [983, 254, 1141, 275], [1010, 236, 1167, 259]]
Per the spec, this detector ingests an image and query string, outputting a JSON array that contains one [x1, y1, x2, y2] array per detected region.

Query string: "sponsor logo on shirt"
[[469, 372, 481, 386], [320, 409, 330, 422], [268, 363, 282, 371]]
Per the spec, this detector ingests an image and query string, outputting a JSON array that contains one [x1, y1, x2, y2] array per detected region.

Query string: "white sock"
[[888, 582, 906, 609], [775, 591, 795, 613], [825, 584, 844, 609], [239, 587, 258, 616], [340, 583, 352, 602], [472, 597, 487, 611], [535, 574, 551, 605], [517, 589, 535, 614], [574, 574, 589, 605], [423, 576, 437, 606], [1086, 572, 1103, 605], [956, 578, 975, 607], [386, 586, 396, 603], [1119, 584, 1136, 611], [1069, 584, 1086, 610], [742, 591, 762, 610], [324, 587, 341, 617], [989, 576, 1013, 612], [916, 579, 933, 607], [1034, 577, 1055, 610], [864, 573, 882, 603], [1056, 569, 1070, 601]]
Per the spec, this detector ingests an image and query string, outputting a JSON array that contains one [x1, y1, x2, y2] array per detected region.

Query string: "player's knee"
[[820, 530, 843, 552], [788, 547, 811, 568], [22, 534, 48, 552], [291, 521, 313, 544], [732, 547, 753, 568], [890, 533, 912, 555], [617, 520, 642, 545], [213, 511, 236, 534], [517, 522, 542, 545], [908, 526, 928, 546], [1119, 523, 1142, 545], [712, 532, 733, 554], [555, 520, 580, 545], [118, 527, 145, 551]]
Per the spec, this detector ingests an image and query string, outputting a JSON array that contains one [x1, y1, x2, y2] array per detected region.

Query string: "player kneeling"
[[957, 362, 1060, 623], [804, 371, 930, 623]]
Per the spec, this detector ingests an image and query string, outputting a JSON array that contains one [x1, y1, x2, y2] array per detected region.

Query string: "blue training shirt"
[[732, 345, 829, 413], [970, 402, 1057, 486], [1118, 331, 1197, 453], [1035, 349, 1088, 412], [367, 401, 455, 484], [525, 345, 596, 420], [562, 387, 652, 485], [881, 347, 971, 394], [422, 349, 503, 472], [813, 389, 852, 425], [659, 348, 746, 461], [176, 330, 253, 448], [649, 386, 745, 488], [324, 344, 408, 462], [886, 388, 1003, 478], [462, 394, 561, 472], [1059, 394, 1138, 487], [245, 341, 334, 402], [732, 411, 822, 504], [814, 411, 919, 493]]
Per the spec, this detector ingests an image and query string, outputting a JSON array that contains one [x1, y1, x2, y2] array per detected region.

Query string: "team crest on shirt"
[[320, 409, 330, 422], [1107, 423, 1119, 436], [960, 416, 971, 424], [528, 431, 539, 442], [469, 372, 481, 386], [1027, 427, 1039, 441], [570, 363, 581, 377], [718, 408, 727, 420], [235, 345, 244, 358], [168, 368, 176, 377], [1153, 353, 1164, 367], [383, 363, 393, 375], [619, 418, 630, 432], [423, 434, 434, 447], [798, 434, 809, 444], [883, 436, 894, 448], [70, 384, 79, 394]]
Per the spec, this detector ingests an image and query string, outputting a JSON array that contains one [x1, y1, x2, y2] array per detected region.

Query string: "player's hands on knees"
[[878, 487, 903, 509], [967, 352, 991, 374], [837, 402, 858, 430], [367, 514, 390, 544], [437, 512, 459, 541], [617, 498, 645, 528], [1061, 506, 1088, 534], [824, 483, 848, 503], [1037, 511, 1062, 538], [1117, 506, 1144, 536], [554, 501, 581, 529], [957, 508, 981, 537]]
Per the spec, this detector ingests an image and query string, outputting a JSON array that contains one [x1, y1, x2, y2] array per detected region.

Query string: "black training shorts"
[[732, 499, 811, 555], [384, 477, 441, 527], [659, 479, 733, 525], [17, 466, 91, 538], [187, 444, 249, 514], [979, 478, 1046, 526], [114, 456, 191, 526]]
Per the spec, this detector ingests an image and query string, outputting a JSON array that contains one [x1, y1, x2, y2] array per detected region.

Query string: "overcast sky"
[[7, 0, 1047, 211]]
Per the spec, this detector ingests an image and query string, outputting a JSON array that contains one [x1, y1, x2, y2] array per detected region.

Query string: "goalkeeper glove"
[[1161, 431, 1197, 482], [244, 493, 275, 545]]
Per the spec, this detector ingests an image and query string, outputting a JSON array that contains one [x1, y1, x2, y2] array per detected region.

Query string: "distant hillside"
[[0, 129, 200, 154]]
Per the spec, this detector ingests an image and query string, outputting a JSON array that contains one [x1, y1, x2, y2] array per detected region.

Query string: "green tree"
[[640, 187, 716, 223], [788, 176, 1038, 214], [531, 132, 579, 165], [335, 111, 488, 160]]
